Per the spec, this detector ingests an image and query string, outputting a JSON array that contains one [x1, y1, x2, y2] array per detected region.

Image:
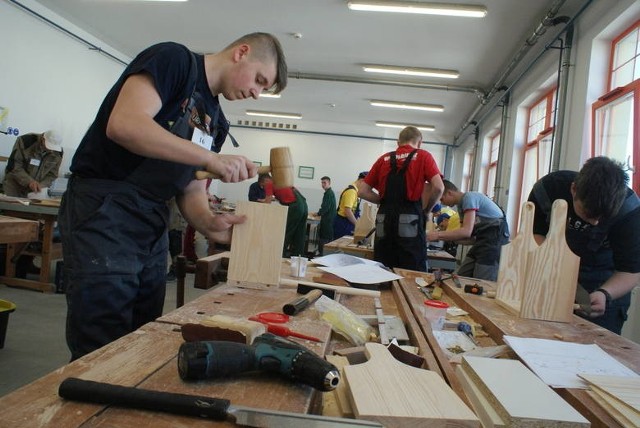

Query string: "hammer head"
[[269, 146, 293, 189]]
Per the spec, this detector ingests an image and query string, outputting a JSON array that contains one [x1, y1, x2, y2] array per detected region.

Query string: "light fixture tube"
[[370, 100, 444, 112], [246, 110, 302, 120], [259, 93, 281, 98], [376, 121, 435, 131], [348, 1, 487, 18], [364, 64, 459, 79]]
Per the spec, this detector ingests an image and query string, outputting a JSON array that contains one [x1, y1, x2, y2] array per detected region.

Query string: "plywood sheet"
[[344, 342, 479, 427], [586, 389, 637, 428], [227, 201, 288, 288], [578, 374, 640, 413], [496, 202, 537, 315], [462, 356, 589, 427], [520, 199, 579, 323]]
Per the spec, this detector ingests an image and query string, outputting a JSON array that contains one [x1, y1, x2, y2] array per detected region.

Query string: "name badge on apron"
[[191, 128, 213, 150], [30, 158, 41, 167]]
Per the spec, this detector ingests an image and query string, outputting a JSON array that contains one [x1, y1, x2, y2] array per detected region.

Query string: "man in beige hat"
[[3, 130, 63, 197]]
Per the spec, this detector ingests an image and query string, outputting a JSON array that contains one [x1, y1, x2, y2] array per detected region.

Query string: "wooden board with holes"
[[344, 342, 479, 428], [227, 201, 288, 289], [462, 356, 589, 427], [496, 202, 537, 315], [520, 199, 580, 323]]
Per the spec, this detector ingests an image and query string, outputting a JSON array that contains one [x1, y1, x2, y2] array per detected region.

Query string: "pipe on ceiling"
[[453, 0, 569, 145]]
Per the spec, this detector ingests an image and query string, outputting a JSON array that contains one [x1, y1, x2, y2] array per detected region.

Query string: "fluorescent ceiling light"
[[246, 110, 301, 120], [259, 93, 281, 98], [348, 1, 487, 18], [370, 100, 444, 112], [376, 121, 435, 131], [131, 1, 189, 2], [364, 64, 459, 79]]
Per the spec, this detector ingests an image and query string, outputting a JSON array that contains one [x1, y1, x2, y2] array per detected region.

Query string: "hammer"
[[195, 146, 294, 190]]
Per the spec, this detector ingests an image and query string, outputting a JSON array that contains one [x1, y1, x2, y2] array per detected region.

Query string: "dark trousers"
[[374, 205, 427, 272], [333, 215, 354, 239], [283, 190, 308, 257], [59, 177, 169, 360]]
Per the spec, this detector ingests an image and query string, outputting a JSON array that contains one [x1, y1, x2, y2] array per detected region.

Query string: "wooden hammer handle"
[[195, 165, 271, 180]]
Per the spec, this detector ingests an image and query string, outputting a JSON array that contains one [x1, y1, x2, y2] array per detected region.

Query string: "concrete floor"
[[0, 275, 207, 398]]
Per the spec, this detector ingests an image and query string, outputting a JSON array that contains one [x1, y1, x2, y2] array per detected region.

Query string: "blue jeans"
[[59, 177, 169, 360]]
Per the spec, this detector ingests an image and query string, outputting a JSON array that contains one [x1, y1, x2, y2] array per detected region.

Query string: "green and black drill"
[[178, 333, 340, 391]]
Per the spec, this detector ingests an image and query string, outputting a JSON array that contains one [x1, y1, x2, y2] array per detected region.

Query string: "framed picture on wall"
[[298, 166, 314, 180]]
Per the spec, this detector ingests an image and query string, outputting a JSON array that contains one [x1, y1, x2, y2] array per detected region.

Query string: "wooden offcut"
[[344, 342, 479, 427], [496, 202, 537, 314], [520, 199, 580, 323], [227, 201, 288, 289], [462, 356, 589, 427], [579, 374, 640, 427]]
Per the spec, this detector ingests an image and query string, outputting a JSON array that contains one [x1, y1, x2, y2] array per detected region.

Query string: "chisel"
[[59, 378, 381, 427]]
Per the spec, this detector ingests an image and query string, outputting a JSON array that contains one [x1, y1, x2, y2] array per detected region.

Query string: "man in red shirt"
[[359, 126, 444, 271]]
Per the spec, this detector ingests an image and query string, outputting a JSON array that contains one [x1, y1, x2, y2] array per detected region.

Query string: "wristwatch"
[[594, 288, 612, 305]]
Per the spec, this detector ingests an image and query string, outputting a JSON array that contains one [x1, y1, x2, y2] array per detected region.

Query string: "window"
[[518, 88, 557, 211], [485, 133, 500, 200], [592, 20, 640, 192], [461, 150, 474, 192]]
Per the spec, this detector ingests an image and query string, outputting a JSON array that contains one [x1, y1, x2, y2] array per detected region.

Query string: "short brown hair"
[[225, 32, 288, 94], [574, 156, 628, 219], [398, 126, 422, 144]]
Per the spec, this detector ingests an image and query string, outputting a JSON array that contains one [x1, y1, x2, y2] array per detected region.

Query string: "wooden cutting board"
[[496, 201, 537, 314], [227, 201, 288, 288], [344, 343, 479, 427], [520, 199, 580, 322]]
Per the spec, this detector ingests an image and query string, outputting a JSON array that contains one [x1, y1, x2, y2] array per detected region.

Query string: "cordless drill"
[[177, 333, 340, 391]]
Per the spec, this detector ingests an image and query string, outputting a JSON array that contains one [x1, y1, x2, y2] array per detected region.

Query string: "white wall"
[[0, 0, 128, 178]]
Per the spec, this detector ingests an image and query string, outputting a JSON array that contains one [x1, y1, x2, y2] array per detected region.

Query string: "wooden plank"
[[456, 365, 506, 428], [344, 343, 479, 428], [495, 202, 537, 314], [0, 215, 39, 243], [394, 269, 471, 405], [588, 385, 640, 427], [520, 199, 580, 323], [462, 356, 589, 427], [578, 374, 640, 413], [227, 201, 288, 289], [586, 389, 637, 428]]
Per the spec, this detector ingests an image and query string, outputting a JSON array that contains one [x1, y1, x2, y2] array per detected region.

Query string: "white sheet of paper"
[[312, 253, 383, 268], [503, 335, 639, 389], [318, 264, 402, 284]]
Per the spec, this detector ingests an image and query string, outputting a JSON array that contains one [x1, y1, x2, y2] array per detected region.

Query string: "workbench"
[[1, 259, 636, 427], [393, 268, 640, 428], [0, 215, 38, 244], [0, 201, 62, 292], [324, 235, 457, 271], [0, 262, 395, 427]]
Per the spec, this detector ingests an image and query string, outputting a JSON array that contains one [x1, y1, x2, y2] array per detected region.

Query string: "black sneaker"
[[166, 268, 176, 282]]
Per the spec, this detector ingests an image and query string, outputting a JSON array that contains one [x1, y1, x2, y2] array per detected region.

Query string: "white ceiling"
[[30, 0, 587, 144]]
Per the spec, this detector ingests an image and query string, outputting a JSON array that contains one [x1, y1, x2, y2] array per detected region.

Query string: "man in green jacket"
[[314, 176, 336, 255]]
